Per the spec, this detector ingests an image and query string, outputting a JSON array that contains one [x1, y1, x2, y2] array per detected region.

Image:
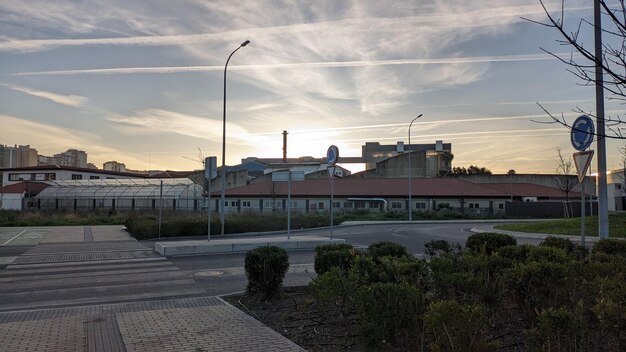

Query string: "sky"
[[1, 0, 624, 174]]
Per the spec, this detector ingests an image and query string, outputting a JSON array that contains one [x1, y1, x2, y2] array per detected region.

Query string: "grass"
[[0, 210, 127, 227], [495, 212, 626, 238]]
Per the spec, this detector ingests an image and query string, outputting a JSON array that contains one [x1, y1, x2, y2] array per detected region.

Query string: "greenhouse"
[[34, 178, 205, 211]]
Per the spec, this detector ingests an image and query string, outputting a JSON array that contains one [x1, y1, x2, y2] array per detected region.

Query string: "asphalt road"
[[161, 221, 543, 296]]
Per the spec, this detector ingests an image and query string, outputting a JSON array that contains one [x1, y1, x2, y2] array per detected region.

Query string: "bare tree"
[[529, 0, 626, 139], [438, 151, 454, 176], [554, 148, 579, 201]]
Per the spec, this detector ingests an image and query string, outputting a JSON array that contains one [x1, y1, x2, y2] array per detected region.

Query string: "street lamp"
[[408, 113, 423, 221], [220, 40, 250, 236]]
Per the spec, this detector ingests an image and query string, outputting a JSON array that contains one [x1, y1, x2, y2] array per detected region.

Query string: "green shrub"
[[527, 246, 572, 264], [424, 239, 462, 257], [592, 239, 626, 257], [367, 241, 409, 260], [356, 283, 424, 349], [466, 233, 516, 255], [528, 306, 597, 351], [313, 243, 355, 275], [309, 267, 354, 309], [430, 252, 509, 307], [541, 236, 575, 252], [244, 246, 289, 298], [506, 261, 574, 322], [496, 244, 533, 263], [540, 236, 587, 260], [423, 300, 495, 351], [347, 254, 379, 287]]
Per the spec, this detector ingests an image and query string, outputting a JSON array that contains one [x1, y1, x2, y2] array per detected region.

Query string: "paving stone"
[[116, 304, 304, 352], [0, 315, 87, 352]]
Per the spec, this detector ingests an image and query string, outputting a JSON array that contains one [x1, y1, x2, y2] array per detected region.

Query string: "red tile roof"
[[218, 178, 509, 198], [0, 182, 49, 196]]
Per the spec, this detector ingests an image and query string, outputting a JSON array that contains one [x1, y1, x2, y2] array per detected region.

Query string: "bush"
[[540, 236, 587, 260], [355, 283, 424, 349], [528, 306, 600, 351], [424, 239, 462, 258], [367, 241, 409, 260], [466, 232, 516, 255], [313, 243, 355, 275], [496, 244, 533, 263], [423, 300, 495, 351], [527, 246, 572, 264], [592, 239, 626, 257], [244, 246, 290, 298], [506, 261, 574, 322], [309, 267, 354, 309], [541, 236, 575, 253], [430, 251, 509, 307]]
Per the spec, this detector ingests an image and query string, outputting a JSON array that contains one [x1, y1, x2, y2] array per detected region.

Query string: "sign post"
[[571, 115, 595, 247], [205, 157, 217, 241], [573, 150, 594, 248], [327, 145, 339, 241], [272, 170, 305, 239]]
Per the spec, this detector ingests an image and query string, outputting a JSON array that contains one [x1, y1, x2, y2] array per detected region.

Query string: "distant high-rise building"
[[39, 149, 88, 168], [0, 144, 38, 168], [103, 161, 127, 172]]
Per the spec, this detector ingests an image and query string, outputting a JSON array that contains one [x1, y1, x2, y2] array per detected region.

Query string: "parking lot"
[[0, 227, 48, 246]]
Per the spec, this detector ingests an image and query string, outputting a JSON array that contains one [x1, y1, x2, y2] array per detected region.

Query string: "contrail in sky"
[[7, 53, 572, 76]]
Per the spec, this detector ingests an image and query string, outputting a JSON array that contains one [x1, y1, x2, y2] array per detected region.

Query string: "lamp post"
[[220, 40, 250, 236], [408, 114, 423, 221]]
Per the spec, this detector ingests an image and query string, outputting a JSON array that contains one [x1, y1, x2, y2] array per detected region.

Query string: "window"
[[89, 176, 100, 179], [391, 202, 402, 209], [71, 174, 82, 180], [318, 202, 324, 210], [231, 201, 236, 207], [333, 202, 341, 208], [498, 204, 504, 209], [9, 173, 31, 181], [292, 201, 298, 207], [243, 201, 251, 207], [369, 202, 378, 209], [35, 173, 55, 181], [355, 201, 365, 209], [224, 201, 228, 207], [416, 203, 426, 209], [343, 202, 353, 208]]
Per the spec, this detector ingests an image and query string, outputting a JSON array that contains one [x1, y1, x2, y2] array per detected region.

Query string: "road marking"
[[391, 233, 409, 238], [2, 230, 27, 246]]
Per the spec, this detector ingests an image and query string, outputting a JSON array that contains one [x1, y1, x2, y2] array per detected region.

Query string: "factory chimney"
[[282, 130, 288, 163]]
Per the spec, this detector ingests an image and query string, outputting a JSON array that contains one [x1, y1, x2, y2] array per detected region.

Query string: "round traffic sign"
[[570, 115, 594, 151], [327, 145, 339, 165]]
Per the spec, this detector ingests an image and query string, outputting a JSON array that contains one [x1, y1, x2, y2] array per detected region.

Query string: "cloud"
[[0, 83, 87, 107], [0, 114, 108, 152], [109, 109, 268, 146]]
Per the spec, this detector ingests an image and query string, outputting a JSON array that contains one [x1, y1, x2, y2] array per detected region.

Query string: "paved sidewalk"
[[0, 225, 307, 352], [0, 297, 304, 352]]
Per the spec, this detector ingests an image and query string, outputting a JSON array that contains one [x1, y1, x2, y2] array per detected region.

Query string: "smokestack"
[[282, 130, 288, 163]]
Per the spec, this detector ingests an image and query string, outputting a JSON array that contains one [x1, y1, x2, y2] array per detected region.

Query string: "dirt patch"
[[224, 286, 361, 351], [224, 286, 534, 351]]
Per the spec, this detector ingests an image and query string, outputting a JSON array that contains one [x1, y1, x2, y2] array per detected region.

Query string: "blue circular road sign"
[[327, 145, 339, 165], [570, 115, 594, 151]]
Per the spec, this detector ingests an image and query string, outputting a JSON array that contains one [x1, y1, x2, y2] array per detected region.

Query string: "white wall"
[[0, 193, 23, 210]]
